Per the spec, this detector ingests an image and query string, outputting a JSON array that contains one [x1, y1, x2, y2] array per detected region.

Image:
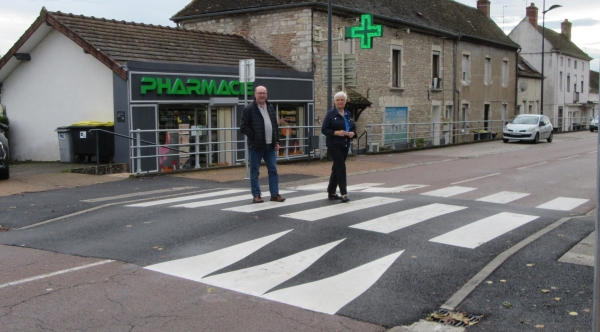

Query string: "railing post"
[[95, 130, 100, 175], [244, 136, 250, 179], [135, 130, 142, 174], [194, 129, 200, 169], [319, 133, 324, 160]]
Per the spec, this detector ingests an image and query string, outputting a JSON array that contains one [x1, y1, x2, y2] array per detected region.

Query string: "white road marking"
[[281, 197, 401, 221], [262, 250, 404, 315], [536, 197, 589, 211], [346, 183, 385, 191], [587, 151, 597, 154], [291, 182, 384, 192], [201, 239, 345, 296], [173, 190, 295, 208], [517, 162, 547, 170], [421, 186, 476, 198], [558, 155, 580, 160], [451, 173, 500, 185], [350, 203, 467, 234], [126, 189, 246, 207], [82, 187, 197, 202], [0, 260, 114, 289], [292, 182, 329, 190], [429, 212, 539, 249], [476, 191, 530, 204], [361, 184, 428, 193], [144, 230, 292, 281], [223, 193, 325, 212]]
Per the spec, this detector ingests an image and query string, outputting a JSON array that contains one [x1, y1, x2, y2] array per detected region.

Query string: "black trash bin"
[[69, 122, 114, 162]]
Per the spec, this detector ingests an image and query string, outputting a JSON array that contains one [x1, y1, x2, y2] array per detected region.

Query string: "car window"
[[510, 116, 539, 125], [544, 116, 550, 124]]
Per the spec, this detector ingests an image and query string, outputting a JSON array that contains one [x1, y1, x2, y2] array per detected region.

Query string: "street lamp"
[[540, 1, 562, 115]]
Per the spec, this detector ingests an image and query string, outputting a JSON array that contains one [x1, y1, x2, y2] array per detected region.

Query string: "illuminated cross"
[[345, 14, 383, 49]]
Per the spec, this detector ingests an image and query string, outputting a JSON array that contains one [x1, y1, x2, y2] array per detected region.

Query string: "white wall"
[[2, 30, 114, 161], [517, 77, 541, 115]]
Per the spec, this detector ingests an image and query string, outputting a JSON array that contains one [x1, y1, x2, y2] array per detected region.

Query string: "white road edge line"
[[15, 188, 219, 230], [0, 260, 114, 289], [517, 162, 547, 170], [558, 155, 580, 160], [451, 173, 500, 185]]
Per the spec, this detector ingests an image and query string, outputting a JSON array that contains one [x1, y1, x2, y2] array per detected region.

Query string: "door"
[[131, 105, 158, 173]]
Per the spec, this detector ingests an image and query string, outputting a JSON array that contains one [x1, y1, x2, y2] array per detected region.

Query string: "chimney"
[[526, 3, 538, 28], [477, 0, 491, 18], [561, 19, 572, 40]]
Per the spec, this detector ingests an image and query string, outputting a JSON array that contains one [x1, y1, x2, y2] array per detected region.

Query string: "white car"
[[590, 116, 598, 132], [0, 123, 8, 180], [503, 114, 553, 144]]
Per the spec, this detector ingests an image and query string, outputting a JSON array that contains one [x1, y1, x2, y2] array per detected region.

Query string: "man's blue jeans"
[[249, 144, 279, 198]]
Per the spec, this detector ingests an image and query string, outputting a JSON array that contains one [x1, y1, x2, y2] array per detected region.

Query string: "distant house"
[[0, 8, 313, 169], [590, 70, 599, 117], [516, 56, 542, 115], [173, 0, 520, 146], [508, 3, 594, 130]]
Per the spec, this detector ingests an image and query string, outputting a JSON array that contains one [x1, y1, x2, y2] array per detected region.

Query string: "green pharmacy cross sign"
[[345, 14, 383, 49]]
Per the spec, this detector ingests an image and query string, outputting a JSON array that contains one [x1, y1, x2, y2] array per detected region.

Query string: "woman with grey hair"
[[320, 91, 356, 202]]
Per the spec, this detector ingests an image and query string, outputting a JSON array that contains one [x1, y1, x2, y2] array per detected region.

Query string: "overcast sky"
[[1, 0, 599, 70]]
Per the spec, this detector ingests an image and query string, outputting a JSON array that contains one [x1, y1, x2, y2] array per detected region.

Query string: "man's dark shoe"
[[341, 195, 350, 203], [253, 195, 264, 203], [270, 194, 286, 202], [328, 193, 342, 200]]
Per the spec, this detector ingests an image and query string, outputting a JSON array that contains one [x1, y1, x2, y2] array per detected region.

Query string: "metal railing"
[[365, 120, 504, 152], [118, 116, 594, 174], [129, 125, 327, 174]]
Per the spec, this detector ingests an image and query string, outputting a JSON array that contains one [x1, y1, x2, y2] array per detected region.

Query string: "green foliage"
[[0, 115, 8, 127], [414, 137, 427, 148]]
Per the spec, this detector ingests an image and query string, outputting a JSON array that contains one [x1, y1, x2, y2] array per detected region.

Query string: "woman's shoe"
[[341, 195, 350, 203], [328, 193, 342, 200]]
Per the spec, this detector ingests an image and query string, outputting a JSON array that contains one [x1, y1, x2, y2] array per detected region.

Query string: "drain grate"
[[427, 308, 484, 327]]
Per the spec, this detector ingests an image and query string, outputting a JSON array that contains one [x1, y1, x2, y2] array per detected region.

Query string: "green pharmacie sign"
[[345, 14, 383, 49], [140, 77, 253, 96]]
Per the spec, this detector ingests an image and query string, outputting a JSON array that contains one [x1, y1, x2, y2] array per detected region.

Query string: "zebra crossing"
[[133, 182, 589, 315]]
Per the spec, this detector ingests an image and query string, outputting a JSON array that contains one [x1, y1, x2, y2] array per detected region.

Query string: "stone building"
[[172, 0, 520, 147], [509, 3, 594, 130]]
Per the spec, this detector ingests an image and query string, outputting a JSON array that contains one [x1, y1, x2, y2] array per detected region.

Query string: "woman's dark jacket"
[[321, 108, 356, 148], [240, 100, 280, 150]]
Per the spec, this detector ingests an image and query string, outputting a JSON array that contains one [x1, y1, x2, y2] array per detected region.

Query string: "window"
[[462, 54, 470, 83], [560, 57, 564, 67], [567, 75, 571, 92], [582, 77, 584, 92], [568, 59, 571, 68], [392, 48, 402, 88], [559, 72, 563, 91], [484, 57, 492, 85], [502, 60, 509, 87], [432, 51, 440, 89], [574, 60, 577, 69]]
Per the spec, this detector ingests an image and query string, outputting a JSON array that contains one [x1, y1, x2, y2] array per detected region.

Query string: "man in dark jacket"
[[240, 86, 286, 203]]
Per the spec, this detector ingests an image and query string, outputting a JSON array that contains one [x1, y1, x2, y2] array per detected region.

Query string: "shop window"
[[278, 105, 304, 156]]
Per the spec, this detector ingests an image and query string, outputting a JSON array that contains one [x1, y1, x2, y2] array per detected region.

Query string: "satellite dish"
[[519, 81, 528, 92]]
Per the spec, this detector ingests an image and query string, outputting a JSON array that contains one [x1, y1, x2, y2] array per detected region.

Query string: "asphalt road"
[[0, 132, 597, 331]]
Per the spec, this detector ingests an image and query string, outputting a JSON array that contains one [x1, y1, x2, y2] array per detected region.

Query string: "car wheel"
[[533, 133, 539, 144], [0, 164, 8, 180], [503, 138, 509, 143], [591, 128, 594, 132], [547, 132, 553, 143]]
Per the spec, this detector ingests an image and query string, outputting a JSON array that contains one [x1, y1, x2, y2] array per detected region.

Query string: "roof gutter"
[[172, 2, 519, 50]]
